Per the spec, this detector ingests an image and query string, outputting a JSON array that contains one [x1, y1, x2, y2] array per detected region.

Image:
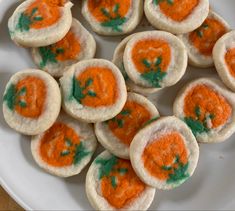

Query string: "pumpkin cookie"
[[113, 34, 160, 95], [31, 112, 97, 177], [60, 59, 127, 123], [173, 78, 235, 143], [86, 150, 156, 210], [213, 30, 235, 91], [178, 11, 230, 68], [130, 116, 199, 190], [3, 69, 61, 135], [95, 92, 159, 159], [144, 0, 209, 34], [81, 0, 143, 35], [8, 0, 73, 47], [31, 18, 96, 77], [123, 31, 187, 89]]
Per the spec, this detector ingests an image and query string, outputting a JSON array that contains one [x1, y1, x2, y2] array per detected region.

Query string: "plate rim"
[[0, 173, 32, 210]]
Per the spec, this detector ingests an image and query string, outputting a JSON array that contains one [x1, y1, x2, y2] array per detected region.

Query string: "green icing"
[[184, 117, 209, 136], [3, 84, 27, 111], [95, 156, 129, 188], [166, 156, 189, 184], [65, 138, 72, 147], [162, 155, 189, 184], [117, 168, 128, 175], [73, 142, 90, 165], [195, 23, 209, 38], [120, 109, 131, 116], [3, 84, 17, 110], [18, 101, 27, 108], [195, 106, 201, 118], [70, 76, 96, 104], [107, 109, 131, 128], [17, 7, 43, 32], [60, 150, 70, 156], [95, 155, 118, 179], [100, 4, 127, 32], [184, 106, 215, 136], [140, 57, 167, 88], [142, 116, 159, 128], [38, 45, 66, 68], [153, 0, 174, 5], [111, 176, 117, 188]]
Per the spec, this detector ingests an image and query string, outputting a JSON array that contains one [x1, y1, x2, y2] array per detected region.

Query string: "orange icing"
[[131, 39, 171, 74], [15, 76, 46, 118], [26, 0, 61, 29], [108, 100, 151, 145], [142, 132, 188, 180], [77, 67, 118, 107], [51, 30, 81, 61], [158, 0, 199, 22], [101, 159, 145, 208], [189, 18, 227, 56], [225, 48, 235, 78], [87, 0, 131, 22], [40, 122, 80, 167], [184, 84, 232, 128]]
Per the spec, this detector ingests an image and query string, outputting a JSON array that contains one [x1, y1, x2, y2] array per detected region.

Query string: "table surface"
[[0, 186, 23, 211]]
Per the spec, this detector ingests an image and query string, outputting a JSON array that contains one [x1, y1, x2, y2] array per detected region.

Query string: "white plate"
[[1, 0, 235, 210]]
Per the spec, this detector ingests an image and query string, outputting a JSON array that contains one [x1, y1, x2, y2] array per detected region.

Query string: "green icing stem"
[[70, 76, 96, 104], [162, 155, 189, 184], [100, 4, 127, 32], [73, 142, 90, 165], [17, 7, 43, 32], [3, 84, 17, 110], [3, 84, 27, 111], [95, 156, 118, 180], [141, 57, 167, 88], [184, 106, 215, 136]]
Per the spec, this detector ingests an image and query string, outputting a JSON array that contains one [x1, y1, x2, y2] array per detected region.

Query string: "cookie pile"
[[3, 0, 235, 210]]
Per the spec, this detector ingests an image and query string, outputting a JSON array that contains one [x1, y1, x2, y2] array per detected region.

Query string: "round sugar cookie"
[[86, 150, 156, 210], [60, 59, 127, 123], [173, 78, 235, 143], [8, 0, 73, 47], [213, 30, 235, 91], [82, 0, 143, 35], [123, 31, 187, 89], [178, 11, 230, 68], [31, 18, 96, 77], [113, 33, 160, 95], [144, 0, 209, 34], [3, 69, 61, 135], [130, 116, 199, 190], [95, 92, 159, 159], [31, 112, 97, 177]]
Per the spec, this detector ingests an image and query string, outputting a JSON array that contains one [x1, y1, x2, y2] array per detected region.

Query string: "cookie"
[[86, 150, 156, 210], [144, 0, 209, 34], [213, 30, 235, 91], [112, 34, 160, 95], [123, 31, 187, 89], [173, 78, 235, 143], [60, 59, 127, 123], [95, 92, 159, 159], [31, 18, 96, 77], [130, 116, 199, 190], [3, 69, 61, 135], [31, 112, 97, 177], [178, 11, 230, 68], [82, 0, 143, 35], [8, 0, 73, 47]]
